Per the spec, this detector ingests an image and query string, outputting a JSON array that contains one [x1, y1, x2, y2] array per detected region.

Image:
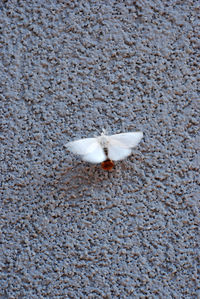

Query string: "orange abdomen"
[[101, 159, 114, 171]]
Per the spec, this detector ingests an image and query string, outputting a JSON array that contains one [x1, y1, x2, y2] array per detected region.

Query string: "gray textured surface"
[[1, 0, 199, 298]]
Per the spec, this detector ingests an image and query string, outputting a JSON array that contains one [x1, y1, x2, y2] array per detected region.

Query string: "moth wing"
[[107, 141, 132, 161], [65, 138, 98, 155], [108, 132, 143, 148], [107, 132, 143, 161], [65, 137, 106, 163], [82, 146, 106, 163]]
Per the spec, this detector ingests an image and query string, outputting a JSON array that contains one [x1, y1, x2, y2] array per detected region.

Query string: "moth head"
[[101, 128, 108, 135]]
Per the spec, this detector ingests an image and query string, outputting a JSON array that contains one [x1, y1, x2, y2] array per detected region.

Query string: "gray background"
[[1, 0, 199, 298]]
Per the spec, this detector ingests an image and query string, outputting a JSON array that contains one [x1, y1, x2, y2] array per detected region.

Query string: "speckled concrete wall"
[[1, 1, 199, 298]]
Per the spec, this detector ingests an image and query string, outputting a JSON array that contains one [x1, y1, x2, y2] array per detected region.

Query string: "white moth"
[[65, 131, 143, 171]]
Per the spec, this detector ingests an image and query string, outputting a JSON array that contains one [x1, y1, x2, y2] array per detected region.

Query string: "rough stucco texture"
[[1, 0, 199, 298]]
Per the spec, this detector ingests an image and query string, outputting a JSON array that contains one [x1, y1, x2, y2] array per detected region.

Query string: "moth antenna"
[[102, 128, 107, 135]]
